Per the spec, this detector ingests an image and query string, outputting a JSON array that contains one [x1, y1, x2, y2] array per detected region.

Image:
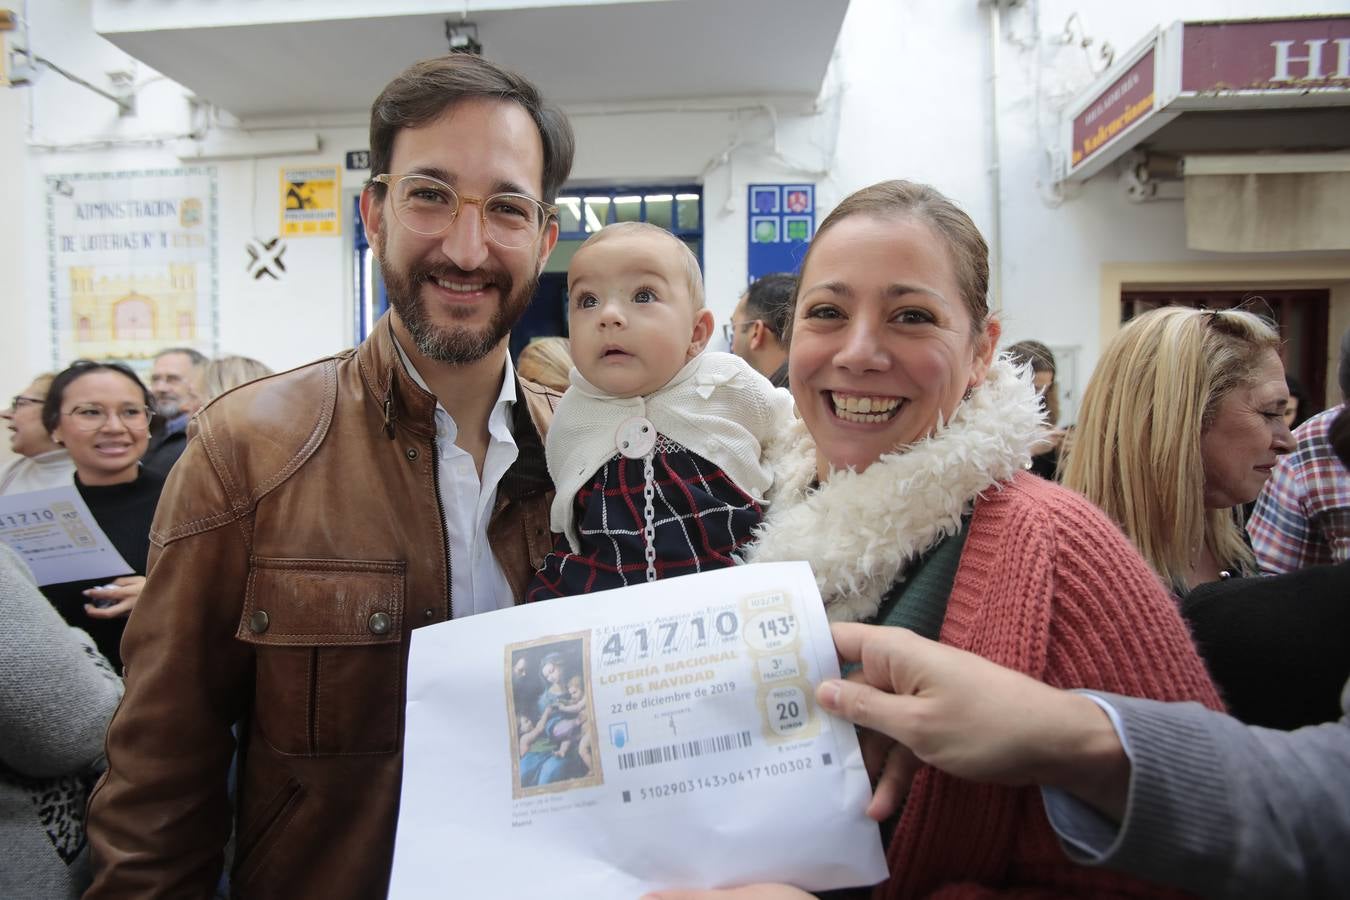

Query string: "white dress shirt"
[[1041, 693, 1134, 858], [396, 344, 520, 618]]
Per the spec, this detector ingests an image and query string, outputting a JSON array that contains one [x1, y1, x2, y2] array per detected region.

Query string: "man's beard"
[[155, 395, 183, 419], [380, 252, 538, 365]]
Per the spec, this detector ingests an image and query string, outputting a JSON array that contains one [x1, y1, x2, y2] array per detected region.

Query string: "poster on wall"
[[46, 167, 219, 369], [746, 183, 814, 281], [281, 166, 341, 237]]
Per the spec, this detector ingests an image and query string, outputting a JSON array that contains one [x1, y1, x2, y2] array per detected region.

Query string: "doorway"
[[512, 185, 704, 362], [1099, 260, 1350, 423], [1121, 288, 1331, 418]]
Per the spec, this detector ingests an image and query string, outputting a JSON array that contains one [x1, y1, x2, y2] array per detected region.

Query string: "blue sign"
[[747, 183, 814, 281]]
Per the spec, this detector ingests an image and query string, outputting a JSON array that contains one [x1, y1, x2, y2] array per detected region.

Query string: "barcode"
[[616, 730, 753, 770]]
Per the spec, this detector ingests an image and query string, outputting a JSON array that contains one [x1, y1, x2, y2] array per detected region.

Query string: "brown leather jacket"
[[86, 316, 558, 898]]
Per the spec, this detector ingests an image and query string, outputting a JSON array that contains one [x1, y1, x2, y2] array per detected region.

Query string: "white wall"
[[6, 0, 1349, 416], [0, 71, 31, 401], [10, 0, 360, 385], [989, 0, 1350, 414], [0, 58, 30, 468]]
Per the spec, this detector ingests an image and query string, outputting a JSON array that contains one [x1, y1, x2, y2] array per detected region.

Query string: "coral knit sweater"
[[880, 473, 1224, 899]]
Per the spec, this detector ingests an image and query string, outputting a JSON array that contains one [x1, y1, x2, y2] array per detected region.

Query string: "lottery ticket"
[[0, 485, 132, 585], [389, 561, 888, 898]]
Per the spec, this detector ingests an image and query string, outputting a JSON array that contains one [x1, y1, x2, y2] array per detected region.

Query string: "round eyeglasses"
[[63, 404, 155, 432], [7, 395, 44, 414], [370, 174, 556, 249]]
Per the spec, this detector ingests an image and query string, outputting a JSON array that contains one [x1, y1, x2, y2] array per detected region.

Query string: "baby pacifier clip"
[[616, 416, 658, 583]]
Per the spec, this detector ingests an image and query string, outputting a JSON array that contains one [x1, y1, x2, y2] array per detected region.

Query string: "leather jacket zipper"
[[429, 434, 453, 621]]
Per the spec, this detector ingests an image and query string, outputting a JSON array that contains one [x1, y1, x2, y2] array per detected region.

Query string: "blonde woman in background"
[[195, 356, 274, 405], [1061, 307, 1295, 594], [516, 336, 573, 393]]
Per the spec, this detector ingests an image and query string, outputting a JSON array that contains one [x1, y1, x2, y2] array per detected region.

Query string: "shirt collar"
[[165, 412, 191, 436], [393, 339, 518, 438]]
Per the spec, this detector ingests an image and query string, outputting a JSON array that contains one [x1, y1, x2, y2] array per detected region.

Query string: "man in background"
[[1249, 327, 1350, 571], [142, 346, 205, 477], [728, 272, 795, 388]]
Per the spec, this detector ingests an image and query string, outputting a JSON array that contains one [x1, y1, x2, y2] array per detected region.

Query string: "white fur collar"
[[743, 357, 1044, 622]]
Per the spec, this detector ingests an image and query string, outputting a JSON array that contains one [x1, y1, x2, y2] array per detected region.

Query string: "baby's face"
[[567, 232, 710, 398], [567, 680, 583, 700]]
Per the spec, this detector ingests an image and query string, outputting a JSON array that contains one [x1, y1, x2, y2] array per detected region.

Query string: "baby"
[[525, 222, 792, 601]]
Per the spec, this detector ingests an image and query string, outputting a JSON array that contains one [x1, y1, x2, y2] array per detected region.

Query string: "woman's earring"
[[962, 386, 973, 401]]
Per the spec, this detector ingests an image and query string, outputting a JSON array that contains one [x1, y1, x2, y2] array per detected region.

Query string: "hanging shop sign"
[[1070, 46, 1158, 172], [1182, 17, 1350, 93], [1061, 15, 1350, 183], [280, 165, 340, 237], [746, 183, 815, 281], [46, 167, 219, 367]]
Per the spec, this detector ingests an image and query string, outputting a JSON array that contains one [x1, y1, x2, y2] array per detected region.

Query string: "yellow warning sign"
[[280, 166, 340, 237]]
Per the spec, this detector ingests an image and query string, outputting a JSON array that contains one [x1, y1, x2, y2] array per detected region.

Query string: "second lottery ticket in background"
[[390, 561, 887, 899], [0, 485, 132, 585]]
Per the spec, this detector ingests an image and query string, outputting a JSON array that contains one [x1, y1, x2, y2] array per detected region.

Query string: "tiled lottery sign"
[[747, 183, 815, 281]]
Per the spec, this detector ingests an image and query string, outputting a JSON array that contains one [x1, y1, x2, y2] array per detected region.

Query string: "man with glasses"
[[727, 272, 797, 388], [88, 54, 573, 898], [141, 346, 206, 478], [1249, 327, 1350, 572]]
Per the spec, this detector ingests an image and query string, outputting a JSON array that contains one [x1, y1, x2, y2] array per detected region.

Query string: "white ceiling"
[[97, 0, 851, 121]]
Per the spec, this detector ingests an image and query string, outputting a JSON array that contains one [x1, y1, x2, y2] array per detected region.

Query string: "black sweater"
[[1183, 561, 1350, 730], [41, 469, 164, 670]]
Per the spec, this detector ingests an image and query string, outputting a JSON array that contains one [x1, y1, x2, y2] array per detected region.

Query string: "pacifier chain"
[[615, 415, 659, 583], [642, 449, 657, 583]]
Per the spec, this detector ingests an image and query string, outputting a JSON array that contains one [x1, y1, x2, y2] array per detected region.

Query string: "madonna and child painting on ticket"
[[507, 632, 604, 797]]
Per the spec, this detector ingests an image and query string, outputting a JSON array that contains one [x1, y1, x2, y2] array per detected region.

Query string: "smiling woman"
[[37, 361, 165, 670], [738, 180, 1222, 898]]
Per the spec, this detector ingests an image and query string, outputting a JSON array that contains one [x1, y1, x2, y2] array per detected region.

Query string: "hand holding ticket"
[[389, 561, 887, 899], [0, 486, 133, 586]]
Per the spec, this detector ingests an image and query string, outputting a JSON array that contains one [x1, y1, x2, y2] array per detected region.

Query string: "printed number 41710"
[[600, 612, 740, 659]]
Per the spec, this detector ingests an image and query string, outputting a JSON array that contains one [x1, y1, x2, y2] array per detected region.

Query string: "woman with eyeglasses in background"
[[0, 373, 76, 495], [38, 360, 164, 670]]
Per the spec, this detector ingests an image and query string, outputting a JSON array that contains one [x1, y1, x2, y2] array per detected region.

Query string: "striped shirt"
[[1248, 405, 1350, 573]]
